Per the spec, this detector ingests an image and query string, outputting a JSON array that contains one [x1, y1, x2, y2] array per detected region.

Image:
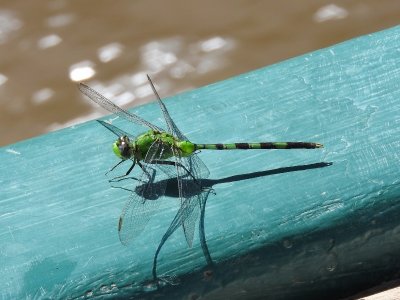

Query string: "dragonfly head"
[[113, 136, 133, 160]]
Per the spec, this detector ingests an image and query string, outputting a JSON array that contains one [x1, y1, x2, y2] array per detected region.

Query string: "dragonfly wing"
[[147, 75, 182, 138], [147, 76, 211, 246], [177, 154, 213, 246], [118, 191, 160, 246], [186, 155, 210, 179], [79, 83, 163, 132], [158, 192, 201, 249], [147, 76, 210, 180], [180, 195, 201, 248], [169, 144, 203, 247], [117, 140, 168, 245], [146, 141, 201, 248], [97, 120, 136, 140]]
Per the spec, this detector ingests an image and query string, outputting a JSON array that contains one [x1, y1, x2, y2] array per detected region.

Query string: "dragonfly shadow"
[[118, 161, 332, 284], [206, 161, 333, 191], [135, 161, 333, 200]]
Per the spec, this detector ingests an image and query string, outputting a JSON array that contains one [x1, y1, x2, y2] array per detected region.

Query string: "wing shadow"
[[113, 161, 332, 283]]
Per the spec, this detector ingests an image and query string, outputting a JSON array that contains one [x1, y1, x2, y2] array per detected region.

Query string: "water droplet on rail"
[[325, 253, 338, 272], [283, 239, 293, 249]]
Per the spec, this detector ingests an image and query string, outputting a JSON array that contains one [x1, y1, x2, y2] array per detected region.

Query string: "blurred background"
[[0, 0, 399, 146]]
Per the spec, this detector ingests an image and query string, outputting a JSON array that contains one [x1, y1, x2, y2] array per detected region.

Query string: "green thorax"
[[134, 130, 195, 160]]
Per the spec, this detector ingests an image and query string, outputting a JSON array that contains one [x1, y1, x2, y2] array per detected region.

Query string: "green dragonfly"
[[79, 76, 323, 281]]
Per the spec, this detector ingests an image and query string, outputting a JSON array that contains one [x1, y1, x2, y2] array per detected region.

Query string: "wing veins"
[[79, 83, 162, 132]]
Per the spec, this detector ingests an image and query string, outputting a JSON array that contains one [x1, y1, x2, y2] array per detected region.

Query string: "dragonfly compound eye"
[[113, 136, 131, 159]]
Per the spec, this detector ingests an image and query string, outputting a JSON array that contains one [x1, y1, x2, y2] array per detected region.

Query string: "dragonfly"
[[79, 76, 323, 281]]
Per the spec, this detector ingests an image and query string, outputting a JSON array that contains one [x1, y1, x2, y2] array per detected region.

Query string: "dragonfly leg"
[[108, 160, 137, 183], [124, 160, 136, 175], [105, 159, 125, 176]]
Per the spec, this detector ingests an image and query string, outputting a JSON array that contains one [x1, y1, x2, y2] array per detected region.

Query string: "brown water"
[[1, 0, 399, 146]]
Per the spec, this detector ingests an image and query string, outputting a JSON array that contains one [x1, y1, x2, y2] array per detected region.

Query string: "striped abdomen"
[[194, 142, 323, 150]]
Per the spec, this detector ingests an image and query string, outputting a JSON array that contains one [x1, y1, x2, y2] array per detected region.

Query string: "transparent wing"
[[79, 83, 163, 132], [117, 140, 168, 245], [147, 75, 185, 140], [138, 143, 203, 248], [97, 120, 135, 139], [118, 191, 160, 246], [147, 75, 210, 179], [151, 183, 214, 280], [170, 145, 202, 247], [184, 155, 210, 180], [159, 191, 201, 246], [146, 75, 210, 246], [180, 194, 200, 248]]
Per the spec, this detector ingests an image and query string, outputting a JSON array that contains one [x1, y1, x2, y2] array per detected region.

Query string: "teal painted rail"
[[1, 26, 400, 299]]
